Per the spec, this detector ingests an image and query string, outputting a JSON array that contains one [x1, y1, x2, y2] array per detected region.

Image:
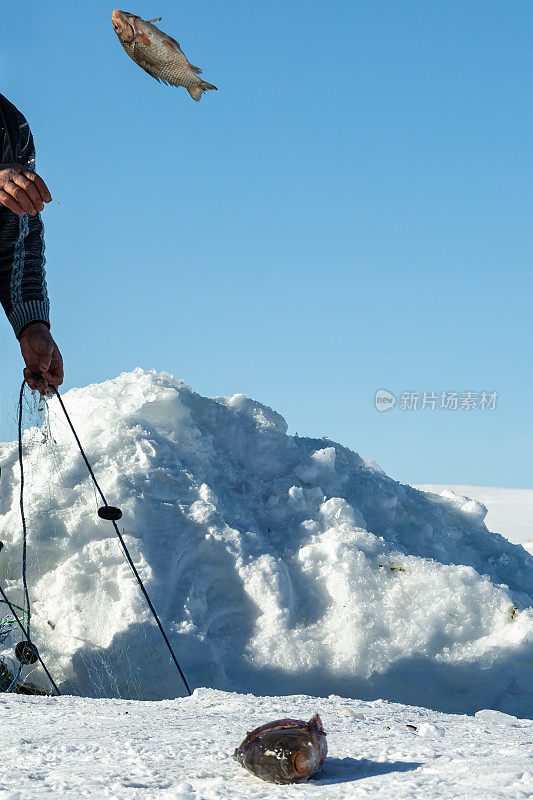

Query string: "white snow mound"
[[0, 369, 532, 715]]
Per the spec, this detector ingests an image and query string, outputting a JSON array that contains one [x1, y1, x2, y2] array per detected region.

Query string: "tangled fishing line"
[[0, 379, 192, 697]]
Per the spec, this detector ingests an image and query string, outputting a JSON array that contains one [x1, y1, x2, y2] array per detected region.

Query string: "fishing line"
[[0, 384, 62, 695], [50, 385, 192, 697], [18, 381, 31, 637]]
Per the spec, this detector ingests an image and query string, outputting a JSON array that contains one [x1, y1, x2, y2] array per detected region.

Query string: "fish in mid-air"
[[111, 9, 218, 101], [234, 713, 327, 784]]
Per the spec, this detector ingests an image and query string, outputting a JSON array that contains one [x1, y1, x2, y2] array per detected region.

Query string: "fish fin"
[[187, 81, 218, 101], [190, 64, 203, 75], [162, 34, 183, 54], [187, 86, 203, 101], [306, 713, 325, 733], [147, 17, 162, 23]]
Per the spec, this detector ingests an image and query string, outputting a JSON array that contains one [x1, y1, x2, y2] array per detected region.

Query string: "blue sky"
[[1, 0, 531, 487]]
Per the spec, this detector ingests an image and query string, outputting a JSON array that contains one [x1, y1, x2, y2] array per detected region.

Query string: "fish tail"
[[187, 80, 218, 101], [306, 713, 325, 733]]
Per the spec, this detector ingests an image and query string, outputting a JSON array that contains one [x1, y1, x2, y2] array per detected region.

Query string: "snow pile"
[[0, 688, 532, 799], [415, 485, 533, 546], [0, 369, 532, 714]]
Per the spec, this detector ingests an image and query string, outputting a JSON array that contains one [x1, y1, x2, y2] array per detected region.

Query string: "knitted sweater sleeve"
[[0, 100, 50, 338]]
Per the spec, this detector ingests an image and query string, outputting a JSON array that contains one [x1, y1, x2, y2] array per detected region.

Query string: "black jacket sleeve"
[[0, 93, 50, 338]]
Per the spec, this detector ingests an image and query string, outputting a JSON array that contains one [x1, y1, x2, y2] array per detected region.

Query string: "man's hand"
[[0, 164, 52, 217], [19, 322, 64, 393]]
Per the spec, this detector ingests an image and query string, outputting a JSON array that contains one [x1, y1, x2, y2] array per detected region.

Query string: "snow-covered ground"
[[415, 485, 533, 553], [0, 687, 532, 800], [0, 370, 531, 716], [0, 371, 532, 798]]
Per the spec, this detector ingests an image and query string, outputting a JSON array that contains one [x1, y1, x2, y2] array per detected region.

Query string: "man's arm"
[[0, 96, 63, 390], [0, 181, 50, 336]]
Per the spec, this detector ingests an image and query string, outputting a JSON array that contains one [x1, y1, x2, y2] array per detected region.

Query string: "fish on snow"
[[234, 713, 327, 784], [111, 9, 218, 101]]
